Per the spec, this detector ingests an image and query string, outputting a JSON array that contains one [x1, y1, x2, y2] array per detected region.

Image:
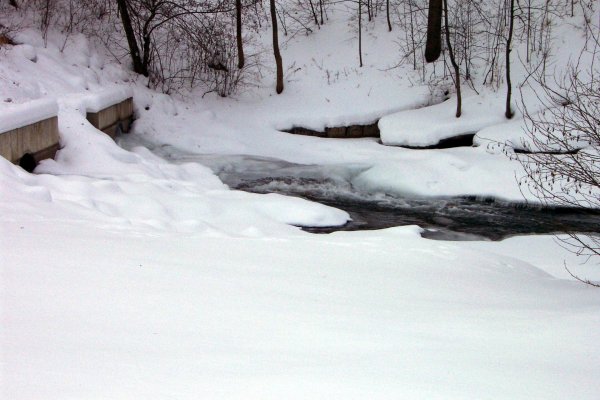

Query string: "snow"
[[0, 111, 348, 233], [379, 92, 513, 147], [474, 109, 593, 153], [1, 3, 600, 400], [3, 216, 600, 400], [0, 98, 58, 133], [84, 87, 133, 113], [473, 116, 531, 152], [350, 147, 528, 199]]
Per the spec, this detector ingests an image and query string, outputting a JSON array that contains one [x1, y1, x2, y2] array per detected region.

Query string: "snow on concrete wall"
[[0, 99, 59, 163], [84, 87, 133, 114], [0, 98, 58, 134], [85, 88, 134, 139]]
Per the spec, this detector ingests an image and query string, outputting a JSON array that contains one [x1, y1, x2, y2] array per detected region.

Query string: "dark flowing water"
[[233, 175, 600, 241], [120, 137, 600, 241]]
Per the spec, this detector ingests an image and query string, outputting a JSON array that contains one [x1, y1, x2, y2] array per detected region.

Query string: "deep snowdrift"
[[4, 218, 600, 400]]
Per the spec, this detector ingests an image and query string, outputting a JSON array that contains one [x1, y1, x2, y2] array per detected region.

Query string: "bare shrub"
[[518, 41, 600, 285]]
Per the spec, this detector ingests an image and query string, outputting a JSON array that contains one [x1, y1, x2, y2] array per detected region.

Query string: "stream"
[[120, 137, 600, 241]]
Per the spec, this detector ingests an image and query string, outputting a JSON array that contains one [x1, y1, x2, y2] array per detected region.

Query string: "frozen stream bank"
[[120, 136, 600, 241]]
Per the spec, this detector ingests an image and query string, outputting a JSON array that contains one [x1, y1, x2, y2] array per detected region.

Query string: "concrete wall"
[[0, 95, 133, 171], [285, 122, 380, 139], [0, 116, 60, 164], [86, 98, 134, 139]]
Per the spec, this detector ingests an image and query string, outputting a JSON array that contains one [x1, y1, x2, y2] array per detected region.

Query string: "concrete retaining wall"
[[0, 98, 60, 170], [0, 116, 60, 164], [285, 122, 380, 139], [0, 91, 134, 171], [86, 97, 134, 139]]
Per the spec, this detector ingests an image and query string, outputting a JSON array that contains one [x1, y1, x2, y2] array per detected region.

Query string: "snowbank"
[[474, 110, 592, 153], [3, 217, 600, 400], [473, 116, 531, 152], [379, 93, 510, 147], [350, 147, 530, 200], [25, 107, 350, 234]]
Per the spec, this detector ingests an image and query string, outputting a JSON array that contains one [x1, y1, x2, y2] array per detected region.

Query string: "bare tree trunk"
[[409, 0, 416, 69], [425, 0, 443, 62], [308, 0, 319, 26], [505, 0, 515, 119], [319, 0, 324, 25], [464, 2, 471, 80], [142, 34, 151, 75], [358, 0, 363, 67], [116, 0, 147, 76], [139, 5, 159, 78], [386, 0, 392, 32], [236, 0, 245, 69], [443, 0, 461, 117], [539, 0, 550, 63], [270, 0, 284, 94], [526, 0, 531, 63], [571, 0, 574, 17], [40, 0, 52, 44]]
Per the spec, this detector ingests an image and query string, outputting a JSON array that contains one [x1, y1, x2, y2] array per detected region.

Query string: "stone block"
[[362, 123, 380, 137], [326, 126, 347, 138], [346, 125, 364, 138]]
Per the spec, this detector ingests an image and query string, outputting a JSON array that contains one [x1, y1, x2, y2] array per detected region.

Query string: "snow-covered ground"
[[4, 216, 600, 400], [1, 5, 600, 399]]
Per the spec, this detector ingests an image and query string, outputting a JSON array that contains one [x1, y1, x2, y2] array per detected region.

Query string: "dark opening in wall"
[[19, 153, 37, 172]]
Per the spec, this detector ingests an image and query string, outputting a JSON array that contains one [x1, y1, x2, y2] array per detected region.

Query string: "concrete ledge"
[[0, 116, 60, 164], [0, 92, 134, 170], [102, 118, 133, 140], [284, 122, 380, 139], [32, 142, 61, 161], [0, 98, 58, 133], [86, 97, 134, 138]]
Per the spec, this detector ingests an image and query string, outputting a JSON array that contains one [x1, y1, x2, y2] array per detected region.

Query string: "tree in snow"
[[270, 0, 284, 93], [110, 0, 262, 95], [424, 0, 462, 117], [442, 0, 461, 117], [505, 0, 515, 119], [116, 0, 146, 76], [519, 36, 600, 286], [236, 0, 244, 69], [425, 0, 442, 63], [358, 0, 363, 67]]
